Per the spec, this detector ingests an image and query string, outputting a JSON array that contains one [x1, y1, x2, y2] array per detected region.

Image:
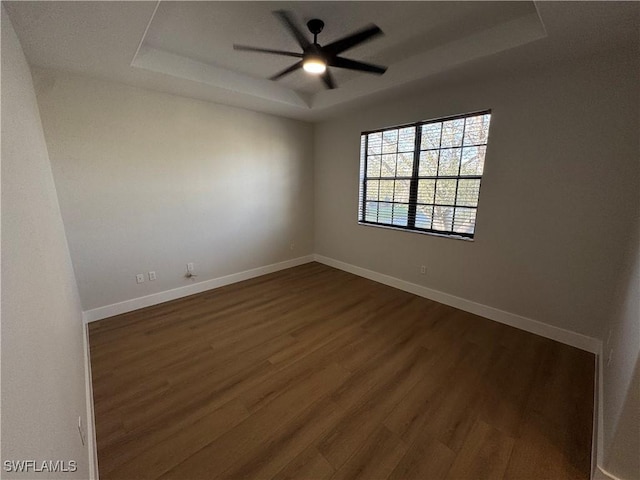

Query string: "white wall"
[[314, 48, 639, 340], [1, 8, 90, 478], [33, 70, 314, 311], [602, 223, 640, 480]]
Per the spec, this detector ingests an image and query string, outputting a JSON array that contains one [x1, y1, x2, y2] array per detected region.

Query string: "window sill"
[[357, 221, 475, 242]]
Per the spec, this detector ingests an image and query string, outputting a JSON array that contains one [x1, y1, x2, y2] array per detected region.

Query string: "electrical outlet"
[[148, 271, 156, 281], [420, 265, 426, 275], [78, 416, 86, 446], [187, 262, 195, 273], [290, 243, 295, 251], [136, 273, 144, 284]]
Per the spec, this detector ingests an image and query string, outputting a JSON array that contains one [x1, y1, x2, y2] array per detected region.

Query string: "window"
[[358, 110, 491, 239]]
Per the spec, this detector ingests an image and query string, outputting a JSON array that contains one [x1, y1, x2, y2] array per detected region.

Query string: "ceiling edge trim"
[[131, 45, 311, 109]]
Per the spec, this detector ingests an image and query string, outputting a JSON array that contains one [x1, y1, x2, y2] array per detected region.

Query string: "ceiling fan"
[[233, 11, 387, 89]]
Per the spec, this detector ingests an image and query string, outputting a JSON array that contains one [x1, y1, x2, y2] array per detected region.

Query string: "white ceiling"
[[5, 1, 639, 122]]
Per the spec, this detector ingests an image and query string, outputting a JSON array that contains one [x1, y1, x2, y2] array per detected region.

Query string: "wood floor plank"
[[106, 401, 249, 479], [89, 262, 595, 480], [475, 331, 547, 438], [504, 343, 594, 479], [219, 396, 343, 480], [329, 426, 407, 480], [238, 324, 363, 413], [385, 339, 493, 454], [157, 363, 350, 479], [317, 347, 433, 469], [388, 436, 456, 480], [383, 338, 482, 445], [445, 419, 515, 480], [272, 446, 335, 480], [97, 360, 277, 473]]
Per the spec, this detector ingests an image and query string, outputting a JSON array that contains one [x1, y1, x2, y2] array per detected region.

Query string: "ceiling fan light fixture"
[[234, 11, 387, 89], [303, 57, 326, 74]]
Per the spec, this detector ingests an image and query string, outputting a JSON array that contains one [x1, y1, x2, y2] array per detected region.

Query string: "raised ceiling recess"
[[132, 1, 545, 113]]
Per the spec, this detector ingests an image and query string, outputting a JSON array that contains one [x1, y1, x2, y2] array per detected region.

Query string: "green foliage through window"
[[358, 111, 491, 239]]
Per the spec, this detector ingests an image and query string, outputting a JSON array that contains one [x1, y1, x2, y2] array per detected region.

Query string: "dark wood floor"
[[89, 262, 595, 480]]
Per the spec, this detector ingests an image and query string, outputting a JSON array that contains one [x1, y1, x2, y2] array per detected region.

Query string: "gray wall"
[[314, 48, 639, 340], [33, 70, 315, 311], [1, 8, 90, 478]]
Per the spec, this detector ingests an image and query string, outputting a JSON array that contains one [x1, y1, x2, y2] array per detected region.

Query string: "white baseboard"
[[313, 254, 601, 354], [594, 466, 624, 480], [83, 253, 601, 354], [82, 322, 98, 479], [82, 255, 315, 323], [592, 349, 602, 480], [592, 346, 623, 480], [597, 344, 605, 467]]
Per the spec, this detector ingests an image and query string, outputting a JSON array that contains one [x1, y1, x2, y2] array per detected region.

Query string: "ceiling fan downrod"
[[306, 18, 324, 44]]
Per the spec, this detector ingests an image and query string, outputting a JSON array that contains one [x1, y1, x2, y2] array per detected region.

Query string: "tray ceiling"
[[5, 1, 638, 121]]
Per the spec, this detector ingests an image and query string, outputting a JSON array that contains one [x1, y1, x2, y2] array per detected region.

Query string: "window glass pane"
[[435, 179, 457, 205], [378, 202, 393, 224], [392, 203, 408, 226], [460, 146, 486, 176], [378, 180, 394, 202], [365, 202, 378, 222], [368, 132, 382, 155], [463, 114, 491, 146], [396, 152, 414, 177], [440, 118, 464, 148], [398, 127, 416, 152], [367, 155, 381, 177], [453, 207, 477, 234], [415, 205, 433, 229], [419, 151, 439, 176], [394, 180, 411, 203], [457, 179, 480, 207], [382, 130, 398, 153], [366, 180, 379, 201], [421, 123, 442, 150], [418, 179, 435, 204], [438, 148, 461, 176], [381, 154, 396, 177], [433, 205, 454, 231], [359, 111, 490, 238]]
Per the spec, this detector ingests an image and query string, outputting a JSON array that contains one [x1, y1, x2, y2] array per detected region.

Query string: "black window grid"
[[359, 110, 491, 239]]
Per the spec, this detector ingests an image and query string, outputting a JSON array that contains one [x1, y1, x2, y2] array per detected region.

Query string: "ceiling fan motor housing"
[[304, 43, 324, 57]]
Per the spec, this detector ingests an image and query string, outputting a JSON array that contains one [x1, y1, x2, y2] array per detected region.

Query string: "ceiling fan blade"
[[273, 10, 311, 50], [321, 69, 336, 89], [270, 61, 303, 81], [329, 56, 387, 75], [323, 25, 383, 55], [233, 45, 303, 58]]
